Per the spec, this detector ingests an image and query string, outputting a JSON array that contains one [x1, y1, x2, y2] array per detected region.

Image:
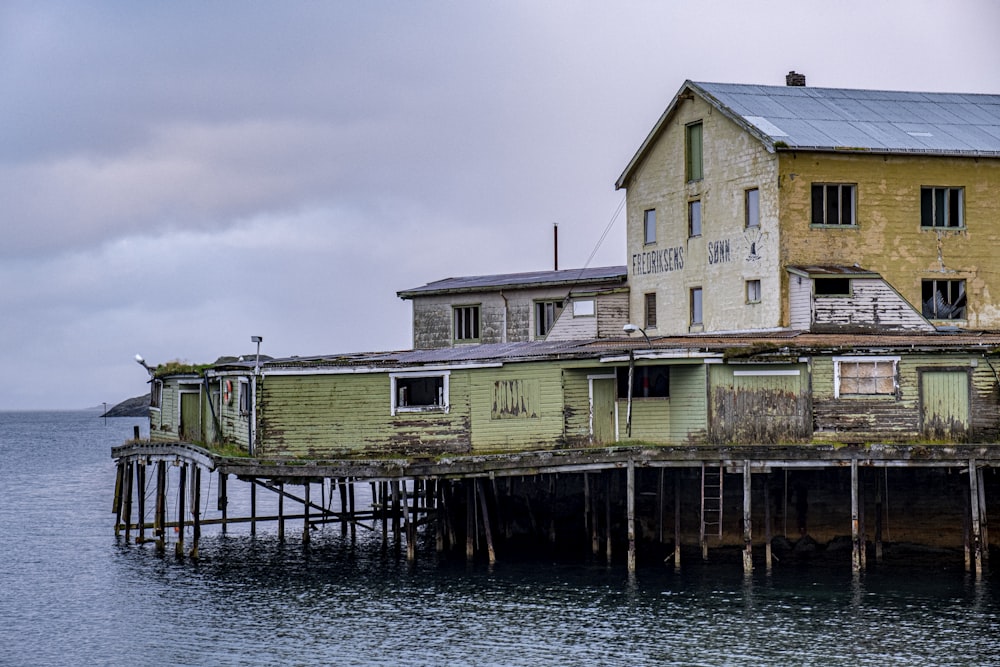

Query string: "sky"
[[3, 0, 999, 410]]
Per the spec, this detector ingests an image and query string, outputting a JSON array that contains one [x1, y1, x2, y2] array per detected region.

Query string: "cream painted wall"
[[623, 95, 781, 335]]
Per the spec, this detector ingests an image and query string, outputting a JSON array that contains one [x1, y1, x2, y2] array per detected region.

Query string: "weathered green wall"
[[709, 363, 811, 444]]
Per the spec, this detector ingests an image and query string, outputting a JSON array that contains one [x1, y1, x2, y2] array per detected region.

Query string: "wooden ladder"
[[700, 463, 723, 559]]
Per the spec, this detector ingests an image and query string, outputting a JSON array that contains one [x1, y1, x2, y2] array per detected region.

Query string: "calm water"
[[1, 411, 999, 666]]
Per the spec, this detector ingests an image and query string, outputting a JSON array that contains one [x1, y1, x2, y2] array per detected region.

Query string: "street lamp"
[[622, 324, 652, 438], [251, 336, 263, 373]]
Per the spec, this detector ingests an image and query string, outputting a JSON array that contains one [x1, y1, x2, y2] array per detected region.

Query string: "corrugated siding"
[[470, 364, 566, 452]]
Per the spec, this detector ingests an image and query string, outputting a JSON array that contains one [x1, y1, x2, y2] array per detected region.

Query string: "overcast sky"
[[3, 1, 999, 410]]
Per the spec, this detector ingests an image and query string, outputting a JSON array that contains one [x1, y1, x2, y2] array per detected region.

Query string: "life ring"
[[223, 379, 233, 405]]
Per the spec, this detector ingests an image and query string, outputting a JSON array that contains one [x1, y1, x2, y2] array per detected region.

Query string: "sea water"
[[1, 411, 998, 666]]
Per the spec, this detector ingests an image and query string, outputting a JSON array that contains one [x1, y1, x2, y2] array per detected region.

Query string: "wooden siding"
[[812, 278, 934, 332], [257, 372, 472, 458], [666, 364, 708, 443], [621, 398, 670, 441], [813, 355, 1000, 443], [561, 367, 608, 446], [596, 292, 630, 339], [469, 364, 567, 452], [709, 364, 811, 444], [788, 272, 811, 329]]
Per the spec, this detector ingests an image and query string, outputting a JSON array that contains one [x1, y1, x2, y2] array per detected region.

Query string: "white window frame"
[[390, 371, 451, 415], [833, 356, 899, 399], [573, 299, 595, 317], [238, 378, 251, 415], [746, 279, 761, 304], [643, 209, 656, 244], [150, 379, 163, 411]]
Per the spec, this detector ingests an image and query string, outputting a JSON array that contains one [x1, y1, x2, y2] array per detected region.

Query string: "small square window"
[[690, 287, 703, 326], [686, 122, 703, 181], [454, 305, 481, 341], [922, 279, 966, 320], [643, 209, 656, 244], [535, 300, 564, 338], [688, 200, 702, 237], [811, 184, 856, 226], [921, 187, 963, 228], [644, 292, 657, 329], [573, 299, 595, 317], [746, 279, 761, 303], [745, 188, 760, 228], [392, 372, 450, 415], [834, 357, 898, 398], [815, 278, 851, 296]]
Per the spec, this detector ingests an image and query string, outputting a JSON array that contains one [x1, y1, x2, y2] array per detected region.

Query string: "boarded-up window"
[[835, 358, 898, 397], [644, 292, 657, 329], [492, 379, 539, 419]]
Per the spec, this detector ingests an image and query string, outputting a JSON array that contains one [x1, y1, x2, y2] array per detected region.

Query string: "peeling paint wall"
[[623, 94, 781, 334], [708, 364, 811, 444]]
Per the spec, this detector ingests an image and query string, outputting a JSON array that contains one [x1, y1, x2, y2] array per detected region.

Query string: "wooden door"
[[921, 370, 970, 441], [180, 392, 201, 442], [591, 377, 616, 444]]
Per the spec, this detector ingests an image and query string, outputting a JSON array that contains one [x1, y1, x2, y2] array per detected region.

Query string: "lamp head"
[[251, 335, 263, 344], [623, 323, 638, 335]]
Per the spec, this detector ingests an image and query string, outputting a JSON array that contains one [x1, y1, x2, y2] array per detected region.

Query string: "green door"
[[591, 377, 616, 444], [921, 370, 970, 441], [180, 392, 201, 442]]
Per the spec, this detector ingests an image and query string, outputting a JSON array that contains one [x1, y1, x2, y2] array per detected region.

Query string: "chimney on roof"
[[786, 71, 806, 87]]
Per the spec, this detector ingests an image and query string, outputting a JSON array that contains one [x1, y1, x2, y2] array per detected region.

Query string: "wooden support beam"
[[977, 467, 989, 561], [674, 470, 681, 570], [605, 471, 612, 565], [466, 479, 475, 561], [278, 481, 285, 542], [136, 463, 146, 544], [743, 460, 752, 575], [969, 459, 983, 577], [339, 478, 349, 537], [851, 459, 861, 572], [402, 480, 415, 562], [250, 480, 257, 536], [191, 466, 201, 559], [477, 479, 496, 565], [627, 460, 636, 573], [392, 481, 401, 550], [303, 482, 311, 545], [123, 462, 134, 543], [154, 461, 166, 552], [435, 482, 446, 553], [875, 468, 884, 564], [349, 480, 357, 542], [176, 464, 187, 558], [113, 463, 125, 536], [657, 468, 665, 545], [218, 472, 228, 535], [764, 473, 772, 572]]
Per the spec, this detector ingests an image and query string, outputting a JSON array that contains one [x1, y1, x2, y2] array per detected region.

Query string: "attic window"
[[391, 371, 450, 415], [814, 278, 851, 296]]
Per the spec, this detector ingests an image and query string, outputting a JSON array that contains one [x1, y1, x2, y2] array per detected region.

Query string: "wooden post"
[[191, 466, 201, 559], [977, 467, 989, 561], [477, 480, 496, 565], [176, 464, 187, 558], [402, 480, 415, 563], [964, 475, 972, 572], [436, 482, 446, 552], [851, 459, 861, 572], [657, 468, 665, 545], [875, 468, 884, 564], [219, 472, 228, 535], [584, 472, 591, 545], [278, 481, 285, 541], [763, 473, 772, 572], [339, 478, 349, 537], [392, 481, 401, 550], [605, 471, 613, 564], [466, 479, 476, 561], [969, 459, 983, 577], [674, 469, 681, 570], [627, 460, 636, 573], [136, 462, 146, 544], [742, 461, 752, 575], [154, 461, 166, 552], [123, 462, 134, 543], [250, 479, 257, 536], [113, 463, 125, 536], [302, 482, 311, 545], [859, 467, 867, 570], [349, 480, 357, 542], [590, 473, 600, 556]]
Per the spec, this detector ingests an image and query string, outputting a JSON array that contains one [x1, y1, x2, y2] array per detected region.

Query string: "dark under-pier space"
[[111, 442, 999, 576]]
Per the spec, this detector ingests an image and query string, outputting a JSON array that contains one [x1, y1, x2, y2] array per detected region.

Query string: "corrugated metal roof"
[[397, 266, 626, 298], [694, 81, 1000, 156], [786, 264, 879, 277]]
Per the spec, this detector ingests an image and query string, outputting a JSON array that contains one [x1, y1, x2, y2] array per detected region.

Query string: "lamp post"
[[622, 324, 652, 438]]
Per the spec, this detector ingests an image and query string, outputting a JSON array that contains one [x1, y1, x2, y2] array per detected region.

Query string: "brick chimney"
[[786, 71, 806, 86]]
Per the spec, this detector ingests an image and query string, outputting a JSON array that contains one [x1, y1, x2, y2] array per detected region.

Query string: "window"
[[688, 200, 702, 237], [922, 279, 966, 320], [686, 121, 703, 181], [814, 278, 851, 296], [745, 188, 760, 228], [617, 366, 669, 399], [644, 292, 657, 329], [690, 287, 703, 326], [573, 299, 595, 317], [921, 187, 964, 229], [535, 300, 564, 338], [453, 305, 480, 341], [391, 372, 450, 415], [811, 184, 856, 226], [150, 380, 163, 409], [834, 357, 899, 398], [643, 209, 656, 244], [239, 379, 251, 415], [746, 279, 761, 304]]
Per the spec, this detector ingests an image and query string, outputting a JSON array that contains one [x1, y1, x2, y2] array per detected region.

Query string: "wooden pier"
[[112, 439, 998, 576]]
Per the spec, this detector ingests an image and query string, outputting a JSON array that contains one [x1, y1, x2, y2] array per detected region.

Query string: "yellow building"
[[616, 73, 1000, 334]]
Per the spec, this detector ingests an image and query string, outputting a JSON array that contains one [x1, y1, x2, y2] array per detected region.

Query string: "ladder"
[[700, 463, 723, 559]]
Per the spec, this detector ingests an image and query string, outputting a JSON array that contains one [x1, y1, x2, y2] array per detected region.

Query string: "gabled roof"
[[397, 266, 627, 299], [617, 80, 1000, 189]]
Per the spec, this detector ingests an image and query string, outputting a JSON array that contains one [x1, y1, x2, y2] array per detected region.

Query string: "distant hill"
[[101, 395, 150, 418]]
